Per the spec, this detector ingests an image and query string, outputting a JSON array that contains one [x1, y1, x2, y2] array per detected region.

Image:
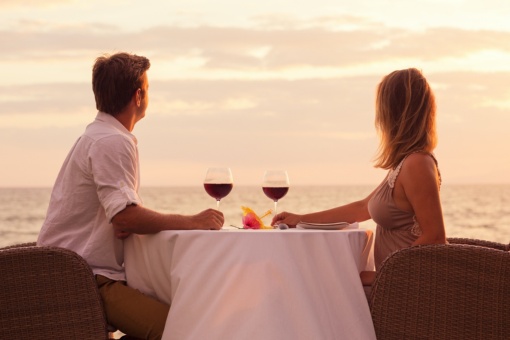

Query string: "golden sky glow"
[[1, 0, 510, 186]]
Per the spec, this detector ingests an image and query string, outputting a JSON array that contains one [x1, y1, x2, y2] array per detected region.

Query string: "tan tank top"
[[368, 153, 440, 270]]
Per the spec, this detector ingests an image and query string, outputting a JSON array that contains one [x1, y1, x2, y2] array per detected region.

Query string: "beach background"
[[1, 185, 509, 248], [1, 1, 510, 248]]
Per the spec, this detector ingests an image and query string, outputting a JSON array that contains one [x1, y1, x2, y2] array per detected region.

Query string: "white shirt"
[[38, 111, 142, 281]]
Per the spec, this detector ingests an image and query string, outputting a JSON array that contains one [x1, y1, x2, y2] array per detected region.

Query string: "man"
[[37, 52, 224, 340]]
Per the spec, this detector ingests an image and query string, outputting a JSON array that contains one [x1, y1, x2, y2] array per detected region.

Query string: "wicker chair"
[[0, 244, 110, 339], [0, 241, 37, 250], [369, 244, 510, 340], [447, 237, 508, 251]]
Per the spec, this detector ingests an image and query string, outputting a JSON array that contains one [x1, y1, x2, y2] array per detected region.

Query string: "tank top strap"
[[387, 158, 405, 189], [387, 151, 441, 189]]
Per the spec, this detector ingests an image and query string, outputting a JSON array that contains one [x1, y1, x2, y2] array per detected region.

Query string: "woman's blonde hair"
[[373, 68, 437, 169]]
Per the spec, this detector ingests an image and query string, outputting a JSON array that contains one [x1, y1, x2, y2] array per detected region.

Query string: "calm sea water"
[[1, 185, 509, 248]]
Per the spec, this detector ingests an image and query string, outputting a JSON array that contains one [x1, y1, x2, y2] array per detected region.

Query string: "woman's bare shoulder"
[[405, 152, 436, 164], [400, 152, 438, 179]]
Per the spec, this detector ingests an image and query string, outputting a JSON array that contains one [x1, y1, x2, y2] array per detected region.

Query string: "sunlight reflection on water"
[[1, 185, 509, 248]]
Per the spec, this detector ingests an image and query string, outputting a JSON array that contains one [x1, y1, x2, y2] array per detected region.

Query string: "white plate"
[[296, 221, 354, 230]]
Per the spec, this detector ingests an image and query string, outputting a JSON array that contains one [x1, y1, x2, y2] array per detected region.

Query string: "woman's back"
[[368, 152, 441, 269]]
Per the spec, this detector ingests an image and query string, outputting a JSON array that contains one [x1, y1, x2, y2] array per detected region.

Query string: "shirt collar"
[[95, 111, 138, 144]]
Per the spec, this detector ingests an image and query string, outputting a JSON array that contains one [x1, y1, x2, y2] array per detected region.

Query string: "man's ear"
[[135, 88, 141, 107]]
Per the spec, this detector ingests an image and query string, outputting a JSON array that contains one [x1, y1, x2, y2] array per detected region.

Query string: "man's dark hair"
[[92, 53, 151, 115]]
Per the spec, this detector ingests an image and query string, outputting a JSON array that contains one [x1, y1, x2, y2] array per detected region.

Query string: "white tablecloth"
[[125, 228, 376, 340]]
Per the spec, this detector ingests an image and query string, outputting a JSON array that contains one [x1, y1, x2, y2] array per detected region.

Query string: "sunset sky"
[[1, 0, 510, 187]]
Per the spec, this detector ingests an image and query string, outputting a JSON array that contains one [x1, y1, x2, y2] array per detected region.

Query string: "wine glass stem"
[[274, 200, 278, 215], [216, 199, 220, 210]]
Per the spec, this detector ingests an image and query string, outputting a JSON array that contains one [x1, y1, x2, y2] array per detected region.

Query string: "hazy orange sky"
[[1, 0, 510, 187]]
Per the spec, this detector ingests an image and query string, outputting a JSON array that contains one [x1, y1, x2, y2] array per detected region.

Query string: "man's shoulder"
[[85, 121, 134, 144]]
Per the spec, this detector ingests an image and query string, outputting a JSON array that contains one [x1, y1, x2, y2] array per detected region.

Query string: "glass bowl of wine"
[[204, 167, 233, 210], [262, 170, 289, 216]]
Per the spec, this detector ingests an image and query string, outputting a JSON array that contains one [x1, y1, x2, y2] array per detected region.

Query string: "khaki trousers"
[[96, 275, 170, 340]]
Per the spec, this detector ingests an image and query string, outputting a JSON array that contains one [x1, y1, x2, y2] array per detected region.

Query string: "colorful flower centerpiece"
[[241, 206, 274, 229]]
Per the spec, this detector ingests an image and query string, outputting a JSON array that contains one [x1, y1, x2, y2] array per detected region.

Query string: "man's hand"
[[189, 209, 224, 230]]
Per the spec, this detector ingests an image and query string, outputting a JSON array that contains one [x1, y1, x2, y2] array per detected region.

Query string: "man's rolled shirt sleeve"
[[89, 134, 142, 222]]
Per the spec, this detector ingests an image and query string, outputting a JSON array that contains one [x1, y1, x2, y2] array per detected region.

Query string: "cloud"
[[1, 70, 510, 186], [120, 25, 510, 72], [1, 18, 509, 74], [2, 70, 509, 127], [0, 83, 93, 118]]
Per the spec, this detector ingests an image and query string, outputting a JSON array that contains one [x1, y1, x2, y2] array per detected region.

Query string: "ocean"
[[1, 185, 509, 248]]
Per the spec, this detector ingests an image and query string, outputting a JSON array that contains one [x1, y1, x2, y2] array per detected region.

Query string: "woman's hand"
[[271, 211, 304, 228]]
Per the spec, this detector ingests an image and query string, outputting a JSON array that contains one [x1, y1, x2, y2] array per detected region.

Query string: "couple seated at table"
[[37, 49, 445, 340]]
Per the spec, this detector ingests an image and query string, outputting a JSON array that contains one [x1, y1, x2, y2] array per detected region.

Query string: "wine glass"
[[262, 170, 289, 216], [203, 167, 233, 210]]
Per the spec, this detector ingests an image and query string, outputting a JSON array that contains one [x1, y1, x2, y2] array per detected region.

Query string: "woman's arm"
[[271, 187, 377, 227], [397, 153, 446, 245]]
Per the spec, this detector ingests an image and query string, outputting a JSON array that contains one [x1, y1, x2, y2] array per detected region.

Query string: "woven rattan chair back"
[[370, 244, 510, 340], [0, 241, 37, 250], [447, 237, 508, 251], [0, 245, 109, 339]]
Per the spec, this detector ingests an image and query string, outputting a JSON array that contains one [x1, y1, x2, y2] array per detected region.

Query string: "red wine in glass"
[[204, 167, 233, 210], [262, 170, 290, 216], [262, 187, 289, 201], [204, 183, 233, 201]]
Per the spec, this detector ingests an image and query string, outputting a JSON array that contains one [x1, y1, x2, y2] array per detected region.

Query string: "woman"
[[271, 68, 446, 288]]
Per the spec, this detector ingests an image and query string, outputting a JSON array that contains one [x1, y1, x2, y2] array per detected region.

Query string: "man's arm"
[[112, 204, 224, 238]]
